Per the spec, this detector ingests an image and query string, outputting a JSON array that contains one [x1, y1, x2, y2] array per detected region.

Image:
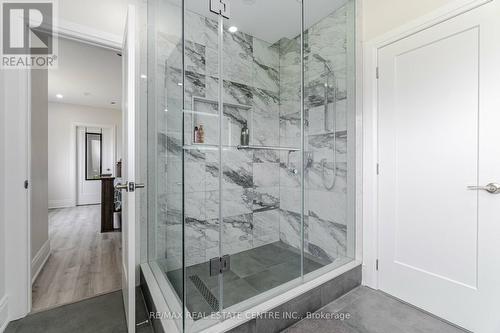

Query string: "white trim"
[[141, 264, 181, 333], [72, 122, 117, 206], [14, 19, 124, 323], [55, 19, 122, 51], [361, 0, 493, 289], [0, 296, 8, 333], [31, 239, 51, 285], [48, 199, 75, 209]]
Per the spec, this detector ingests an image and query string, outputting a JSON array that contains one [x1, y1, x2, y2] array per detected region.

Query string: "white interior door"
[[377, 2, 500, 332], [122, 5, 137, 333]]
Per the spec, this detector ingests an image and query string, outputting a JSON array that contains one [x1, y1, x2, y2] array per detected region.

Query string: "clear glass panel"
[[220, 0, 304, 312], [146, 0, 184, 330], [85, 132, 102, 180], [146, 0, 357, 330], [183, 0, 222, 326], [303, 0, 356, 273]]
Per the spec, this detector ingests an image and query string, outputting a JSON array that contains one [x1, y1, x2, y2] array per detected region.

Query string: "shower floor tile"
[[162, 241, 336, 320]]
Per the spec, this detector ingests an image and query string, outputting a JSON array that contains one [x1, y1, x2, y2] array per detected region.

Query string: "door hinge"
[[376, 163, 380, 175], [210, 0, 230, 18], [209, 255, 231, 276], [24, 180, 29, 189], [376, 259, 379, 271], [376, 67, 379, 79]]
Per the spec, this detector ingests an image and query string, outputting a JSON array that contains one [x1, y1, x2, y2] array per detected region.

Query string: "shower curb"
[[226, 265, 361, 333], [141, 265, 361, 333]]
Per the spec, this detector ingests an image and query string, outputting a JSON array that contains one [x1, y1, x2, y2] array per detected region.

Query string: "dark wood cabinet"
[[101, 177, 119, 232]]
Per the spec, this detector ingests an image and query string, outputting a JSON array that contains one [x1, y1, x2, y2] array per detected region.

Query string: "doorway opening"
[[30, 37, 123, 312]]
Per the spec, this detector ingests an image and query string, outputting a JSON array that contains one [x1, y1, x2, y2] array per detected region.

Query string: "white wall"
[[362, 0, 454, 40], [30, 70, 50, 272], [48, 102, 122, 208], [0, 69, 8, 333], [3, 69, 30, 323]]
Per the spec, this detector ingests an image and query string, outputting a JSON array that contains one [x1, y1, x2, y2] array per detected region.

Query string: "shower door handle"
[[467, 183, 500, 194]]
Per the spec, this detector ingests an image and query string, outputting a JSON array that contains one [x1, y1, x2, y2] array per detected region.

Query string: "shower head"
[[313, 54, 334, 73]]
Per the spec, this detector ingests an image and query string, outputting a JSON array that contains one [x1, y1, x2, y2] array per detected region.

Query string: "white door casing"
[[377, 2, 500, 332], [122, 5, 137, 333]]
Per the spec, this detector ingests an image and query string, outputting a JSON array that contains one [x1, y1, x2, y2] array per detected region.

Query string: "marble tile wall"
[[278, 1, 354, 264], [178, 11, 282, 266], [155, 1, 355, 269]]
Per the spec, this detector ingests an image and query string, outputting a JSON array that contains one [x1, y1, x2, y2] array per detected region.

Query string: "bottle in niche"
[[241, 124, 249, 146], [198, 125, 205, 144], [194, 126, 199, 143]]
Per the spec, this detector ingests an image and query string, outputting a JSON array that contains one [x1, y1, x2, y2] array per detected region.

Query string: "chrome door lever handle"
[[467, 183, 500, 194], [115, 182, 129, 191]]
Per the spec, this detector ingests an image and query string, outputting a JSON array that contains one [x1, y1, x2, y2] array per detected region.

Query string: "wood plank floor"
[[32, 205, 122, 312]]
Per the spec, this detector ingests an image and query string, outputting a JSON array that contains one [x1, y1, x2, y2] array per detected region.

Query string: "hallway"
[[32, 205, 121, 311]]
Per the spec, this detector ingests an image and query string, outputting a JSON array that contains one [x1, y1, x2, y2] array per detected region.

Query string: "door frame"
[[5, 21, 123, 321], [74, 122, 117, 206], [362, 0, 493, 289]]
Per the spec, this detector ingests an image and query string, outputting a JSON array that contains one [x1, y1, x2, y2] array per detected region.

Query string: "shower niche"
[[146, 0, 357, 331]]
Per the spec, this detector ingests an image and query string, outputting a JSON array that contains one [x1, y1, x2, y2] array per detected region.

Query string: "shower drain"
[[189, 275, 220, 312]]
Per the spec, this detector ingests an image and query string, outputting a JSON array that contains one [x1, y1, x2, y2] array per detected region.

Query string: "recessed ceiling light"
[[228, 26, 238, 33], [56, 94, 63, 99], [177, 82, 183, 86], [140, 74, 147, 79]]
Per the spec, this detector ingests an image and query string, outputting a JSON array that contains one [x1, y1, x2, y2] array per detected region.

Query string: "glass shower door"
[[218, 0, 306, 313]]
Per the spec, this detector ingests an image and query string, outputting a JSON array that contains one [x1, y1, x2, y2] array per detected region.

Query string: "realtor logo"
[[1, 0, 57, 68]]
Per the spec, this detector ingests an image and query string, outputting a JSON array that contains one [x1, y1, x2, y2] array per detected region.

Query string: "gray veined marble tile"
[[223, 80, 253, 106], [279, 209, 307, 251], [253, 61, 279, 93], [307, 101, 348, 135], [253, 149, 280, 163], [223, 29, 253, 85], [253, 209, 280, 247], [253, 37, 279, 70], [307, 186, 347, 226], [205, 188, 254, 220], [308, 215, 347, 261], [184, 162, 206, 193], [253, 163, 280, 187], [184, 70, 206, 104], [279, 184, 307, 216], [184, 10, 209, 46], [251, 88, 280, 146], [222, 149, 253, 189], [185, 41, 206, 74], [223, 213, 253, 255], [253, 186, 280, 212], [185, 218, 220, 266], [185, 192, 206, 221], [224, 105, 250, 146]]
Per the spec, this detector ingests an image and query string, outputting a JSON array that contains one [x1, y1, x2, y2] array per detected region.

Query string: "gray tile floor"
[[282, 286, 468, 333], [5, 289, 153, 333], [163, 241, 336, 320]]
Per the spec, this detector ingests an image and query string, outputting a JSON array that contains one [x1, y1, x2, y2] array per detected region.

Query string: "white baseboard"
[[48, 199, 75, 209], [31, 239, 51, 284], [0, 296, 8, 333]]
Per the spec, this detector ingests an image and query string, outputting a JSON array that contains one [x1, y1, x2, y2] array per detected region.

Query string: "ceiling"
[[48, 38, 122, 110], [187, 0, 349, 44]]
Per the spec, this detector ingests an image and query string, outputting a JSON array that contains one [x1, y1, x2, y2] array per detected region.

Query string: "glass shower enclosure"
[[146, 0, 356, 331]]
